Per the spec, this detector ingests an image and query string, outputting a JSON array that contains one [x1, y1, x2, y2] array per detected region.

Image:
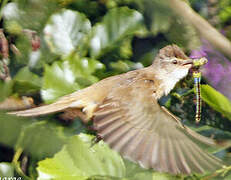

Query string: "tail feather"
[[8, 102, 70, 117], [7, 91, 85, 117]]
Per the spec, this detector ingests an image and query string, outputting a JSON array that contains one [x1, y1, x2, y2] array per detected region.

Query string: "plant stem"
[[169, 0, 231, 59]]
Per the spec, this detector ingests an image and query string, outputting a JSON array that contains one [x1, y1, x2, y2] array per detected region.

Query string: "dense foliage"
[[0, 0, 231, 179]]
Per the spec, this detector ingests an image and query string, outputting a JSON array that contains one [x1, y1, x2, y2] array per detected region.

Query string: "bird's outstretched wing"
[[93, 78, 223, 174]]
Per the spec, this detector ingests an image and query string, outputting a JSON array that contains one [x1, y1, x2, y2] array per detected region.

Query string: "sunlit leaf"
[[37, 134, 126, 180], [44, 9, 91, 56], [41, 60, 80, 103], [201, 85, 231, 121], [41, 55, 104, 103], [89, 7, 146, 58], [0, 163, 14, 177]]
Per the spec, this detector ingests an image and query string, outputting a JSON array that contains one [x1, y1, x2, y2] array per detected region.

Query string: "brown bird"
[[9, 45, 223, 175]]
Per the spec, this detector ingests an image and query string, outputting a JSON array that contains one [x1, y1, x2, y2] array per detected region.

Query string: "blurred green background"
[[0, 0, 231, 179]]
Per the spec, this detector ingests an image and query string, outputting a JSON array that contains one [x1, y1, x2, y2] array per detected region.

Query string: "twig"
[[23, 29, 40, 51], [0, 29, 11, 81], [0, 28, 9, 59], [169, 0, 231, 59], [10, 44, 21, 56]]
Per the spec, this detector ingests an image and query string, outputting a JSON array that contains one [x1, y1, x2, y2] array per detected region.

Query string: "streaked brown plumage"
[[9, 45, 223, 174]]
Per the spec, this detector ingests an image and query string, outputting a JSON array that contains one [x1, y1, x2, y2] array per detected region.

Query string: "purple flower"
[[190, 49, 207, 59], [190, 39, 231, 100]]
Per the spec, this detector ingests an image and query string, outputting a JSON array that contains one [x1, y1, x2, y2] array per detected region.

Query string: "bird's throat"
[[154, 68, 190, 99]]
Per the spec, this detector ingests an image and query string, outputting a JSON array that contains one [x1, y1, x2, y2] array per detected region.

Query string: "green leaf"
[[0, 113, 76, 160], [89, 7, 146, 58], [0, 163, 14, 177], [67, 0, 105, 21], [41, 55, 104, 103], [134, 0, 172, 35], [37, 134, 126, 180], [44, 9, 91, 56], [13, 67, 42, 95], [0, 113, 31, 147], [165, 19, 201, 50], [16, 121, 68, 159], [219, 0, 231, 24], [110, 60, 143, 73], [201, 85, 231, 121], [0, 80, 14, 102], [14, 34, 32, 65], [15, 0, 60, 31], [41, 61, 80, 103], [124, 159, 180, 180], [134, 0, 200, 49]]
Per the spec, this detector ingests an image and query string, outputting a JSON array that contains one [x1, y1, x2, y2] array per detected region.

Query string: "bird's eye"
[[172, 60, 177, 64]]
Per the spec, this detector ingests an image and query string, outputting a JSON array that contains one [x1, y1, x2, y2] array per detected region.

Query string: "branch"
[[169, 0, 231, 59]]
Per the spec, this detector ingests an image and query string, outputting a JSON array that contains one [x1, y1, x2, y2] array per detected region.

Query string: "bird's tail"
[[7, 91, 86, 117]]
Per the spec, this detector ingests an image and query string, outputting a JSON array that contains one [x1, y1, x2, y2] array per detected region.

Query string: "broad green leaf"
[[165, 19, 201, 50], [3, 2, 23, 35], [134, 0, 172, 35], [89, 7, 146, 58], [135, 0, 200, 49], [2, 2, 20, 20], [0, 113, 75, 160], [219, 0, 231, 24], [67, 54, 105, 84], [41, 55, 104, 103], [0, 163, 14, 177], [41, 61, 80, 103], [201, 85, 231, 121], [124, 160, 180, 180], [15, 0, 60, 31], [16, 121, 68, 159], [13, 67, 42, 94], [0, 80, 14, 102], [44, 9, 91, 56], [37, 134, 125, 180], [0, 113, 31, 147]]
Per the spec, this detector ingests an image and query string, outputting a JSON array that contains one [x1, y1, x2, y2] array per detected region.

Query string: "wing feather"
[[93, 78, 223, 174]]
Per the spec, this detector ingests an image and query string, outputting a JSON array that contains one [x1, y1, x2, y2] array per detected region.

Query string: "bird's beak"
[[182, 57, 208, 67]]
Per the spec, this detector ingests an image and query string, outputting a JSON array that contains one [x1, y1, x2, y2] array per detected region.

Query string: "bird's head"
[[152, 45, 207, 95], [152, 44, 207, 79]]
